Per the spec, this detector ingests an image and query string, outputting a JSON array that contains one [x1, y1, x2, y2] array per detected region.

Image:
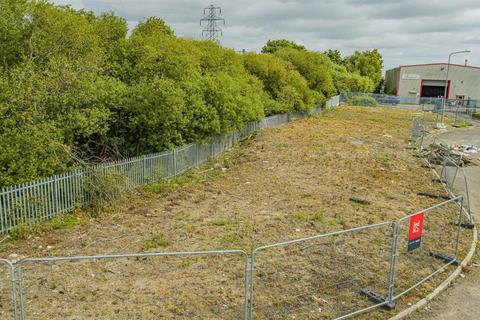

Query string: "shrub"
[[274, 48, 336, 105], [84, 168, 128, 215], [243, 53, 316, 115], [350, 95, 378, 107]]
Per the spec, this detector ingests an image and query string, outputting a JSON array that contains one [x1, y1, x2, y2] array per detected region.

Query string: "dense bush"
[[243, 53, 316, 115], [0, 2, 382, 186], [332, 64, 376, 93], [348, 95, 379, 107], [273, 48, 337, 105]]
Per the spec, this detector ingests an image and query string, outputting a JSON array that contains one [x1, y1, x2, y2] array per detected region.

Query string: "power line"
[[200, 5, 225, 43]]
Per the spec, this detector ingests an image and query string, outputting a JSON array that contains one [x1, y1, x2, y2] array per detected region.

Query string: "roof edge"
[[397, 62, 480, 70]]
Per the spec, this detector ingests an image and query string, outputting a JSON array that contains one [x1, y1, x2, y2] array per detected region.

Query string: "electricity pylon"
[[200, 5, 225, 43]]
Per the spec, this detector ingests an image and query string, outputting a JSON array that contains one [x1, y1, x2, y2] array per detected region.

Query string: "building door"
[[421, 80, 450, 98]]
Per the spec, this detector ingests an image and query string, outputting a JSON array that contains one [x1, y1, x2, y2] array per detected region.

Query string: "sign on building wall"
[[402, 74, 420, 80]]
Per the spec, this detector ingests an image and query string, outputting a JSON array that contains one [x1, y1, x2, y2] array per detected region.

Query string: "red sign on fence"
[[407, 211, 425, 252]]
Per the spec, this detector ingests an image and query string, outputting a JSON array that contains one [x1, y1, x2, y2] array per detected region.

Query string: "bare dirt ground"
[[0, 106, 472, 319]]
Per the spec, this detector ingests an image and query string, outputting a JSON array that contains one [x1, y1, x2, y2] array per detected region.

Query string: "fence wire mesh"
[[16, 251, 248, 320], [420, 134, 473, 225], [0, 260, 16, 320], [0, 195, 468, 320], [391, 197, 463, 301], [249, 222, 395, 320]]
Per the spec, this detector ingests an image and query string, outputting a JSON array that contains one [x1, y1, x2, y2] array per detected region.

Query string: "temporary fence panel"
[[249, 222, 395, 320], [440, 156, 460, 195], [438, 157, 473, 225], [421, 132, 473, 226], [0, 260, 17, 320], [410, 118, 424, 150], [16, 250, 249, 320], [390, 197, 463, 301]]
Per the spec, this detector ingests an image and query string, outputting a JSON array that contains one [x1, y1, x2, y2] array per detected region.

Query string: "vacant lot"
[[0, 107, 471, 319]]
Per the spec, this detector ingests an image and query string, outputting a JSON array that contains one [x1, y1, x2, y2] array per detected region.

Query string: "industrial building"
[[385, 63, 480, 102]]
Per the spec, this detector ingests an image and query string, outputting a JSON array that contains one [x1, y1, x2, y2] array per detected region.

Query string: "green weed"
[[144, 234, 170, 250], [7, 212, 86, 241], [375, 152, 391, 164], [209, 219, 230, 226], [292, 211, 324, 222]]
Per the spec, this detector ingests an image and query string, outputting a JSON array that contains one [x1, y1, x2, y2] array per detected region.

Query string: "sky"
[[52, 0, 480, 71]]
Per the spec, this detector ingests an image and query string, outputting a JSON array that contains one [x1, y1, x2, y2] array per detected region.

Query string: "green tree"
[[0, 63, 70, 186], [27, 2, 102, 66], [274, 48, 336, 104], [92, 12, 128, 76], [261, 39, 306, 54], [131, 17, 174, 38], [344, 49, 383, 90], [243, 53, 315, 114], [0, 0, 30, 68], [119, 77, 187, 153], [323, 49, 343, 65], [202, 72, 266, 132], [331, 64, 375, 93], [0, 2, 385, 187]]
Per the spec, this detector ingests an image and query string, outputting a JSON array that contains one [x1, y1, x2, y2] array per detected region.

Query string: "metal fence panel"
[[249, 222, 395, 320], [175, 144, 197, 175], [16, 250, 248, 320], [391, 197, 463, 301], [0, 259, 17, 320]]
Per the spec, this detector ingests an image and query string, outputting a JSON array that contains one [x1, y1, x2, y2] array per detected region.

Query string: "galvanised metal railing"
[[0, 101, 334, 234]]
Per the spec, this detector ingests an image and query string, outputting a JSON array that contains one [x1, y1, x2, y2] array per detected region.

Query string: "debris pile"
[[426, 143, 478, 166], [451, 144, 478, 166]]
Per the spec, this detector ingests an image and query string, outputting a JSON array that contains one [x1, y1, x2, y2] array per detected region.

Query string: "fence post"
[[249, 253, 255, 320], [386, 222, 399, 308], [464, 175, 472, 224], [454, 197, 464, 258], [142, 155, 146, 184], [13, 274, 18, 320], [418, 129, 426, 152], [54, 175, 59, 216], [173, 149, 177, 177], [17, 267, 25, 320], [439, 154, 448, 186], [428, 137, 437, 165], [195, 143, 199, 165], [454, 106, 459, 126]]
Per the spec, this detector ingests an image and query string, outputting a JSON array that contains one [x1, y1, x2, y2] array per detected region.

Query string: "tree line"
[[0, 1, 383, 186]]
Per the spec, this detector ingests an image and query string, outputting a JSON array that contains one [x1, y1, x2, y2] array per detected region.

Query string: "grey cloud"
[[52, 0, 480, 70]]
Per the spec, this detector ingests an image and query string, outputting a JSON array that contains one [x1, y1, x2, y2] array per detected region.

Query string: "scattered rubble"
[[426, 143, 478, 166]]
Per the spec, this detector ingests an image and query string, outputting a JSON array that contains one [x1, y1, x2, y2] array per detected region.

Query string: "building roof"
[[398, 62, 480, 70]]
